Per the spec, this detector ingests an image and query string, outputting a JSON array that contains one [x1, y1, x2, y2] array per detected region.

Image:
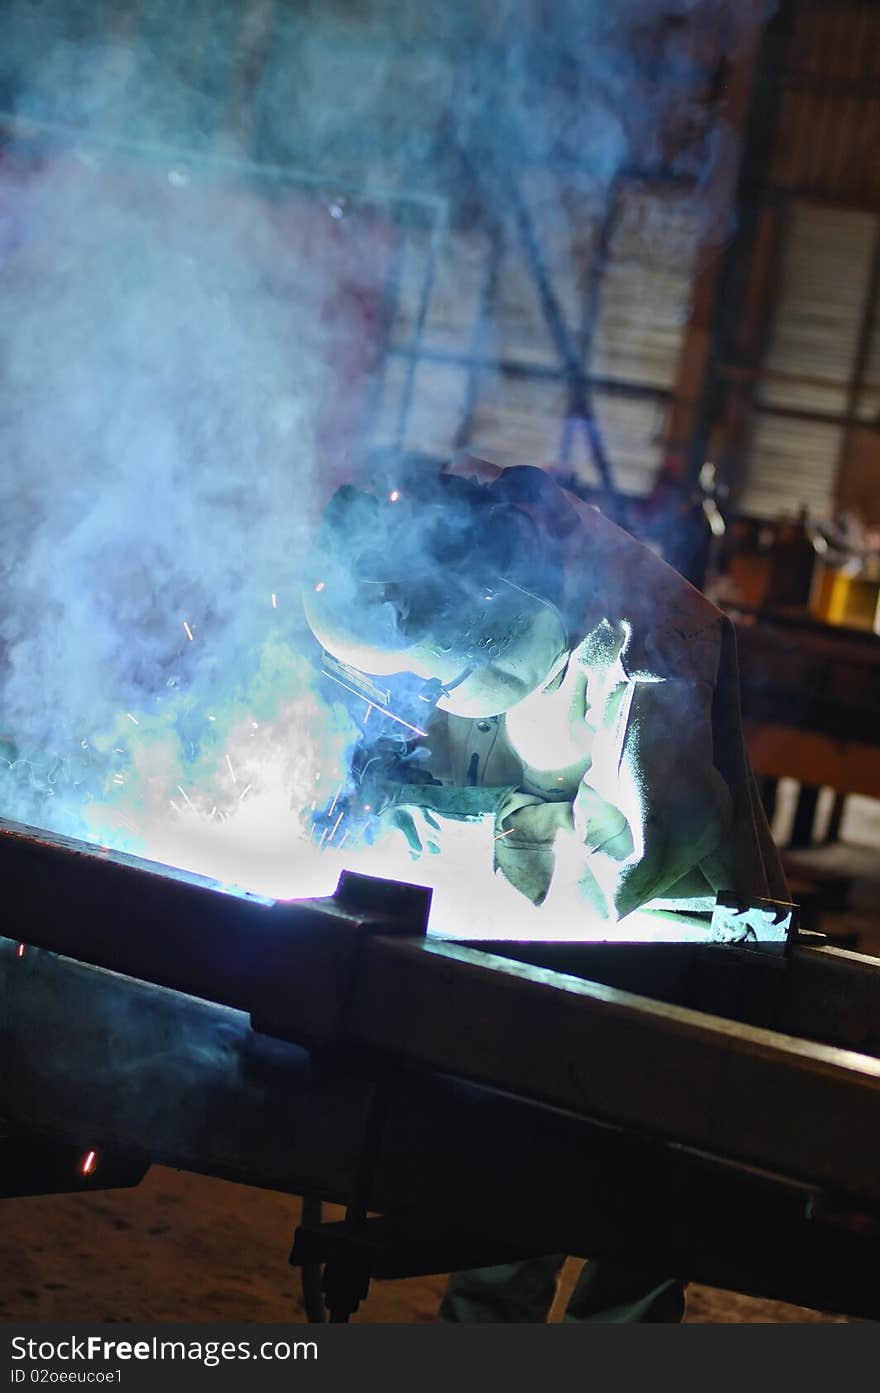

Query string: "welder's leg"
[[439, 1256, 685, 1323], [563, 1257, 685, 1323], [438, 1256, 566, 1323]]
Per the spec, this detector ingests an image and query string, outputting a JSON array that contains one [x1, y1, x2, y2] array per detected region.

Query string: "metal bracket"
[[249, 870, 432, 1049], [710, 893, 800, 955]]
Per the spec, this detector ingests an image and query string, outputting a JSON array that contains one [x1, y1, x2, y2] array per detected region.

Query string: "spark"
[[126, 712, 139, 725], [327, 783, 343, 819], [80, 1150, 97, 1177], [226, 753, 237, 784], [16, 943, 25, 958], [389, 489, 400, 503], [384, 707, 427, 738], [183, 620, 194, 642], [169, 798, 182, 814], [327, 809, 345, 844], [208, 714, 216, 722], [271, 593, 277, 608], [314, 581, 326, 593], [363, 703, 372, 724], [177, 784, 195, 809], [337, 830, 349, 849], [494, 827, 516, 840], [238, 784, 252, 802], [322, 669, 427, 738]]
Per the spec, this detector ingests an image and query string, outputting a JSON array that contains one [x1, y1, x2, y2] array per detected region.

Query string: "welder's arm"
[[381, 782, 518, 820], [370, 780, 519, 857]]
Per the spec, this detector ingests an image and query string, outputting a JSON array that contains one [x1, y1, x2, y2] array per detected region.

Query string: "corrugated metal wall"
[[772, 2, 880, 208], [740, 202, 879, 518], [735, 1, 880, 522], [371, 182, 702, 494]]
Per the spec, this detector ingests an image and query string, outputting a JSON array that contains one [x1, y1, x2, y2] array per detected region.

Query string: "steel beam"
[[4, 938, 880, 1320], [348, 934, 880, 1209], [5, 815, 880, 1208], [0, 816, 430, 1046]]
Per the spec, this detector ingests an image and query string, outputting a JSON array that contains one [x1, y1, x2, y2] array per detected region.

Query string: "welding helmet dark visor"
[[302, 483, 567, 720]]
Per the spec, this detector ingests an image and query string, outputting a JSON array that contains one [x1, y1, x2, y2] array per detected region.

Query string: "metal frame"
[[6, 927, 880, 1319], [4, 816, 880, 1206], [5, 816, 880, 1318]]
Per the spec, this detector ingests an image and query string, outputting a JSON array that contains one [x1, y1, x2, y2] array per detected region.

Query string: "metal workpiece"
[[0, 934, 373, 1199], [6, 814, 880, 1282], [0, 815, 431, 1047], [4, 937, 880, 1320], [0, 1120, 150, 1200], [347, 934, 880, 1210], [4, 815, 880, 1199]]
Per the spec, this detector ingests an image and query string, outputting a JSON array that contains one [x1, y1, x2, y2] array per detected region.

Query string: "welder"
[[302, 454, 786, 1321], [304, 456, 784, 919]]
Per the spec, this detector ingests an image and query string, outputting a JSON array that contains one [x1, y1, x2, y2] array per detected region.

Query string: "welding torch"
[[315, 650, 500, 847], [313, 732, 519, 850]]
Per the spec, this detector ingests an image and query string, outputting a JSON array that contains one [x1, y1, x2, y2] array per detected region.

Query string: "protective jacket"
[[422, 465, 786, 920]]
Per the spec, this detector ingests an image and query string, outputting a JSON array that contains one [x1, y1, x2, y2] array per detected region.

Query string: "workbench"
[[733, 608, 880, 849]]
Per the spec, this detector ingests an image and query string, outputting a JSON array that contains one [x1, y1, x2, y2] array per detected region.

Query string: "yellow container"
[[810, 559, 880, 633]]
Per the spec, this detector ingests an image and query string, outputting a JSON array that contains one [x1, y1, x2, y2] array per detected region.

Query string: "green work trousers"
[[439, 1256, 686, 1323]]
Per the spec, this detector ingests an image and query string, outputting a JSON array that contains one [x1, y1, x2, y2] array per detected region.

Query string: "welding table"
[[2, 817, 880, 1321]]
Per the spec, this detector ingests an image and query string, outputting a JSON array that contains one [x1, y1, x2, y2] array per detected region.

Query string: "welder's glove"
[[572, 783, 634, 861], [492, 789, 573, 907], [573, 680, 732, 921], [385, 805, 444, 859]]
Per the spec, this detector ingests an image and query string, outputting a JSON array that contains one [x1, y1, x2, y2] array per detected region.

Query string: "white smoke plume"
[[0, 0, 767, 905]]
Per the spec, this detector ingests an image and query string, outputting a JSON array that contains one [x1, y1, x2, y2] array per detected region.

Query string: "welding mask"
[[302, 483, 568, 721]]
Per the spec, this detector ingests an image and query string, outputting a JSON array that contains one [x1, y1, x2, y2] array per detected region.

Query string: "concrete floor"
[[1, 791, 877, 1325], [0, 1172, 854, 1324]]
